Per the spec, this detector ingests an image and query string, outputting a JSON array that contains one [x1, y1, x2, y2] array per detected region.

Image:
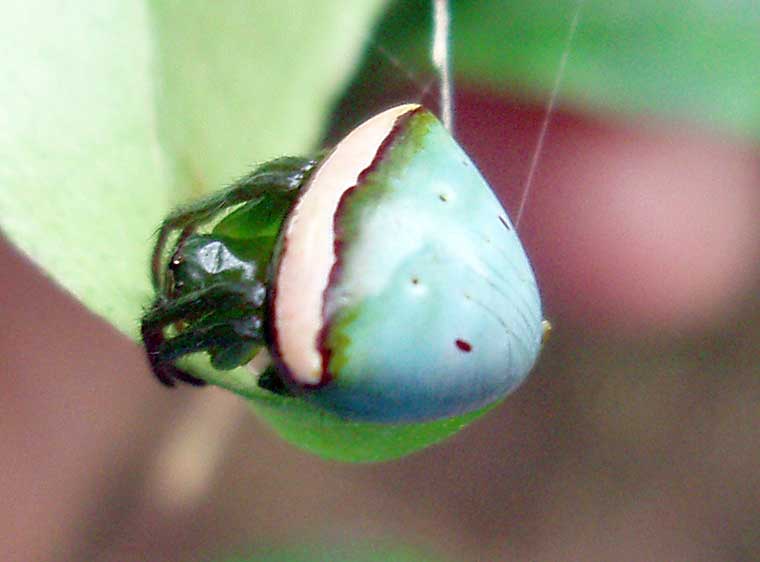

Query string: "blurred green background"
[[1, 1, 758, 561]]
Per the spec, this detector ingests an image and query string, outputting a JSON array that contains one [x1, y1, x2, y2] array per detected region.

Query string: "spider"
[[140, 104, 544, 423]]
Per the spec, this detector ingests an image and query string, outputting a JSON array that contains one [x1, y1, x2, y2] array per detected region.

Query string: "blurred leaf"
[[337, 0, 760, 138], [0, 0, 385, 339], [0, 2, 169, 336], [149, 1, 387, 200]]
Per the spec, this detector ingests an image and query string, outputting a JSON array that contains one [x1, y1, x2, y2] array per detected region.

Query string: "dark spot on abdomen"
[[455, 339, 472, 352]]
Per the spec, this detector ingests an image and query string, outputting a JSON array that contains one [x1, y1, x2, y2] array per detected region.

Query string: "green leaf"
[[456, 0, 760, 137], [339, 0, 760, 139], [149, 1, 387, 201], [0, 0, 385, 340], [0, 2, 169, 337], [0, 0, 492, 463]]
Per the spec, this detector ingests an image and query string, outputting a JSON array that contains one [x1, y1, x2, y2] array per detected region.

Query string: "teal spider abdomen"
[[270, 104, 542, 422]]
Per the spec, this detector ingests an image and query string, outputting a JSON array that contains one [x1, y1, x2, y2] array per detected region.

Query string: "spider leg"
[[154, 322, 245, 364], [143, 283, 261, 326], [141, 283, 265, 386], [141, 309, 207, 387], [151, 156, 320, 292]]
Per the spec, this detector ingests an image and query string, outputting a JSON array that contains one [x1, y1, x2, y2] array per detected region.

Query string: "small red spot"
[[455, 339, 472, 352]]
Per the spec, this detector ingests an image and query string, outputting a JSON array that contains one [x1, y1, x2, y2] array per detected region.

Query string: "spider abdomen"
[[270, 105, 542, 422]]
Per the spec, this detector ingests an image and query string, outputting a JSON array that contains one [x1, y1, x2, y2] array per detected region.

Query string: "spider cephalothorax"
[[141, 104, 544, 423]]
